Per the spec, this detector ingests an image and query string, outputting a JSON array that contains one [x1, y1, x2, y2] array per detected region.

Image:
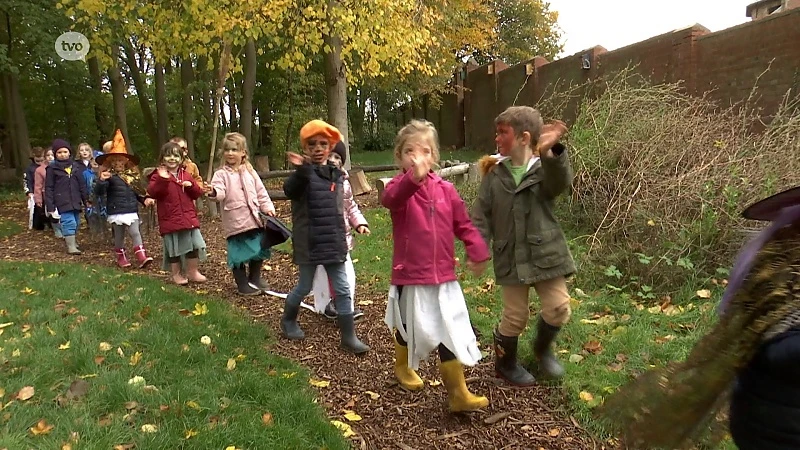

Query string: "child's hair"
[[75, 142, 93, 160], [393, 119, 441, 167], [495, 106, 543, 146], [170, 136, 187, 147], [102, 141, 112, 153], [31, 146, 45, 158], [220, 132, 254, 171], [159, 142, 185, 165]]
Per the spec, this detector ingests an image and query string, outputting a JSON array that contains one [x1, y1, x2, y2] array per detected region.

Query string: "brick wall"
[[400, 7, 800, 150]]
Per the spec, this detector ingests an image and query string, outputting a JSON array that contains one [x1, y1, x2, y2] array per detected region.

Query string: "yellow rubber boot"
[[394, 340, 424, 391], [439, 360, 489, 412]]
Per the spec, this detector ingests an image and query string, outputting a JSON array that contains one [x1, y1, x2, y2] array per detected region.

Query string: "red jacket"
[[381, 170, 490, 286], [147, 169, 204, 236]]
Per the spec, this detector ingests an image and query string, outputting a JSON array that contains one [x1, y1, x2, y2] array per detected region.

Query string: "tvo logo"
[[55, 32, 90, 61]]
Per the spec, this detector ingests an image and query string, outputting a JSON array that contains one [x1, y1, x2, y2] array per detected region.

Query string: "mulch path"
[[0, 194, 608, 450]]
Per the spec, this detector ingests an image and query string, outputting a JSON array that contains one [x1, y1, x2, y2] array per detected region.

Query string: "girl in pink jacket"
[[381, 119, 491, 413], [207, 132, 276, 295], [311, 141, 370, 320]]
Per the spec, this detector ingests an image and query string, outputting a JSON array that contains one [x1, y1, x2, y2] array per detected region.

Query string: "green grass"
[[0, 183, 24, 204], [349, 199, 735, 448], [0, 262, 348, 450]]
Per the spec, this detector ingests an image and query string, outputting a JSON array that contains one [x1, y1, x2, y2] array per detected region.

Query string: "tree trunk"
[[55, 66, 79, 146], [122, 40, 158, 153], [180, 58, 195, 160], [240, 38, 256, 149], [88, 56, 112, 146], [108, 46, 132, 154], [155, 62, 168, 145], [0, 10, 28, 170], [323, 25, 350, 169], [198, 56, 212, 135], [228, 79, 237, 131]]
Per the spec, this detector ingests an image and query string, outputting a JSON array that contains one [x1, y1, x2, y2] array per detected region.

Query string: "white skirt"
[[311, 253, 356, 312], [384, 282, 482, 370], [107, 212, 140, 226]]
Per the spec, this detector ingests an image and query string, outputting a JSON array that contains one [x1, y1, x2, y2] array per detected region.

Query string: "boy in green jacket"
[[471, 105, 575, 386]]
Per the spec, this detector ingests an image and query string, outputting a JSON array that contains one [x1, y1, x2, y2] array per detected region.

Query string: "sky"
[[547, 0, 756, 57]]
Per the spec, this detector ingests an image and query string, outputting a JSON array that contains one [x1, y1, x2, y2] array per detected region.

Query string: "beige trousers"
[[498, 276, 571, 337]]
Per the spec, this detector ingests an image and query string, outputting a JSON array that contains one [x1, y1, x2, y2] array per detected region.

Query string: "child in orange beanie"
[[281, 120, 369, 354]]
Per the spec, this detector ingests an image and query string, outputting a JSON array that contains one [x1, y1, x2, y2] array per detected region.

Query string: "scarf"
[[113, 168, 147, 197], [597, 215, 800, 449]]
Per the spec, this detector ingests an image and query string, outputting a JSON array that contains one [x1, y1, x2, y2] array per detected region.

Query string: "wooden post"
[[375, 177, 393, 203], [348, 169, 372, 196]]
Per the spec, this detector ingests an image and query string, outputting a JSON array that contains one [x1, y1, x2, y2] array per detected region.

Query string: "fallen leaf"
[[98, 414, 113, 426], [140, 424, 158, 433], [138, 306, 151, 319], [226, 359, 236, 371], [117, 347, 125, 358], [12, 349, 20, 357], [583, 340, 602, 354], [200, 335, 212, 345], [159, 404, 170, 411], [607, 362, 624, 372], [30, 419, 54, 435], [476, 305, 490, 313], [21, 324, 31, 333], [309, 379, 330, 388], [127, 376, 145, 387], [186, 401, 201, 410], [59, 341, 71, 350], [98, 342, 112, 351], [184, 429, 198, 439], [192, 303, 208, 316], [94, 355, 106, 365], [112, 443, 135, 450], [655, 335, 676, 344], [178, 309, 192, 317], [548, 428, 561, 437], [579, 391, 594, 402], [261, 412, 273, 425], [647, 305, 662, 314], [357, 300, 373, 306], [20, 287, 37, 295], [330, 420, 356, 438], [568, 354, 584, 363], [696, 289, 712, 299], [427, 379, 442, 386], [616, 353, 629, 363], [129, 351, 142, 366], [343, 410, 362, 421], [66, 379, 89, 399], [47, 326, 56, 336], [282, 372, 296, 378], [62, 444, 72, 450], [364, 390, 380, 400], [17, 386, 34, 401], [0, 322, 13, 329]]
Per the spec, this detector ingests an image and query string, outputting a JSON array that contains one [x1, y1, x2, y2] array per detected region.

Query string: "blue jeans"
[[59, 211, 81, 236], [287, 263, 353, 315]]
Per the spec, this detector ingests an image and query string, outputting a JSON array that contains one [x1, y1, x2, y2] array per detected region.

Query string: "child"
[[281, 120, 369, 354], [170, 136, 203, 186], [471, 106, 574, 386], [44, 139, 88, 254], [207, 132, 275, 295], [382, 119, 490, 412], [38, 148, 61, 236], [24, 147, 45, 230], [147, 142, 208, 285], [95, 130, 155, 268], [310, 141, 370, 320], [75, 142, 103, 232], [75, 142, 94, 169]]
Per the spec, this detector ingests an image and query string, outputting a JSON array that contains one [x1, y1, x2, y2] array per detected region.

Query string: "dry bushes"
[[547, 68, 800, 282]]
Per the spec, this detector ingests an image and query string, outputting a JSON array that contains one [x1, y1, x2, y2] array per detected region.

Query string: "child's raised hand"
[[181, 180, 193, 188], [356, 225, 371, 235], [410, 155, 430, 181], [144, 198, 155, 207], [157, 167, 170, 178], [466, 259, 488, 276], [287, 152, 308, 167], [538, 120, 568, 156], [99, 169, 112, 181]]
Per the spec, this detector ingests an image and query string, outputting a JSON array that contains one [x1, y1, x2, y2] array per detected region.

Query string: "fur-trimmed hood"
[[477, 154, 539, 176]]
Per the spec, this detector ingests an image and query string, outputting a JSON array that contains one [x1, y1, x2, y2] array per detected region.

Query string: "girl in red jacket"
[[147, 142, 208, 285], [381, 119, 491, 413]]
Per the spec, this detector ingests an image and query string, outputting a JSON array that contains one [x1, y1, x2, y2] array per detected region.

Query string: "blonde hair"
[[393, 119, 441, 167], [220, 132, 254, 171], [75, 142, 93, 161], [102, 141, 112, 153]]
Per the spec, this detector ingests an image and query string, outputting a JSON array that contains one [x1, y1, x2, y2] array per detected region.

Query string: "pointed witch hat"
[[96, 129, 139, 166], [741, 185, 800, 222]]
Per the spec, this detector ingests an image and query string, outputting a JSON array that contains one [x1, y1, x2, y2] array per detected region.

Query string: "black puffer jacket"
[[283, 162, 347, 265], [730, 326, 800, 450], [94, 174, 145, 216]]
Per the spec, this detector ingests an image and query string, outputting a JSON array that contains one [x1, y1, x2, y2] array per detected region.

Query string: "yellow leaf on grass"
[[47, 326, 56, 336], [343, 410, 362, 421], [17, 386, 34, 401], [12, 349, 20, 357], [129, 351, 142, 366], [98, 342, 112, 351], [309, 379, 330, 388], [0, 322, 13, 329], [696, 289, 712, 299], [186, 400, 201, 410], [30, 419, 54, 435], [226, 359, 236, 371], [224, 446, 241, 450], [330, 420, 356, 438], [579, 391, 594, 402], [59, 341, 71, 350], [140, 424, 158, 433], [476, 306, 490, 313], [282, 372, 296, 378], [192, 303, 208, 316], [261, 412, 273, 425], [20, 287, 37, 295], [184, 429, 198, 439], [21, 324, 31, 333], [364, 391, 380, 400]]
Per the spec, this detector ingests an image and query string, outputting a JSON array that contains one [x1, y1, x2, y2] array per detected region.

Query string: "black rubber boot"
[[533, 316, 565, 378], [232, 265, 260, 296], [494, 329, 537, 386], [247, 260, 269, 290], [323, 302, 338, 319], [337, 313, 369, 354], [280, 299, 305, 340]]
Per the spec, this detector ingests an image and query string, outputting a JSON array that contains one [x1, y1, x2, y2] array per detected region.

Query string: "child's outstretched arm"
[[344, 179, 368, 231], [254, 173, 276, 215], [283, 157, 312, 201], [448, 184, 490, 267], [207, 170, 227, 201], [380, 171, 423, 210]]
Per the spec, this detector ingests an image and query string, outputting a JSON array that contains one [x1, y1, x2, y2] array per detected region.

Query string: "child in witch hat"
[[95, 130, 155, 268]]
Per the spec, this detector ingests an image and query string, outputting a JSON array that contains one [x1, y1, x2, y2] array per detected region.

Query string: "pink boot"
[[133, 245, 153, 268], [115, 248, 132, 268]]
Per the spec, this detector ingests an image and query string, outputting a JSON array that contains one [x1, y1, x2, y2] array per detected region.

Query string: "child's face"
[[108, 156, 127, 172], [495, 123, 518, 156], [176, 140, 188, 157], [78, 147, 92, 160], [327, 152, 342, 169], [45, 150, 54, 162], [33, 156, 45, 165], [399, 137, 434, 171], [162, 151, 183, 170], [304, 134, 331, 164], [223, 144, 245, 166], [55, 148, 70, 161]]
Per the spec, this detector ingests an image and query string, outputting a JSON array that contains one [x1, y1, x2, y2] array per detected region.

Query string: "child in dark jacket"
[[44, 139, 88, 254], [95, 130, 155, 268], [280, 120, 369, 354], [147, 142, 208, 285]]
